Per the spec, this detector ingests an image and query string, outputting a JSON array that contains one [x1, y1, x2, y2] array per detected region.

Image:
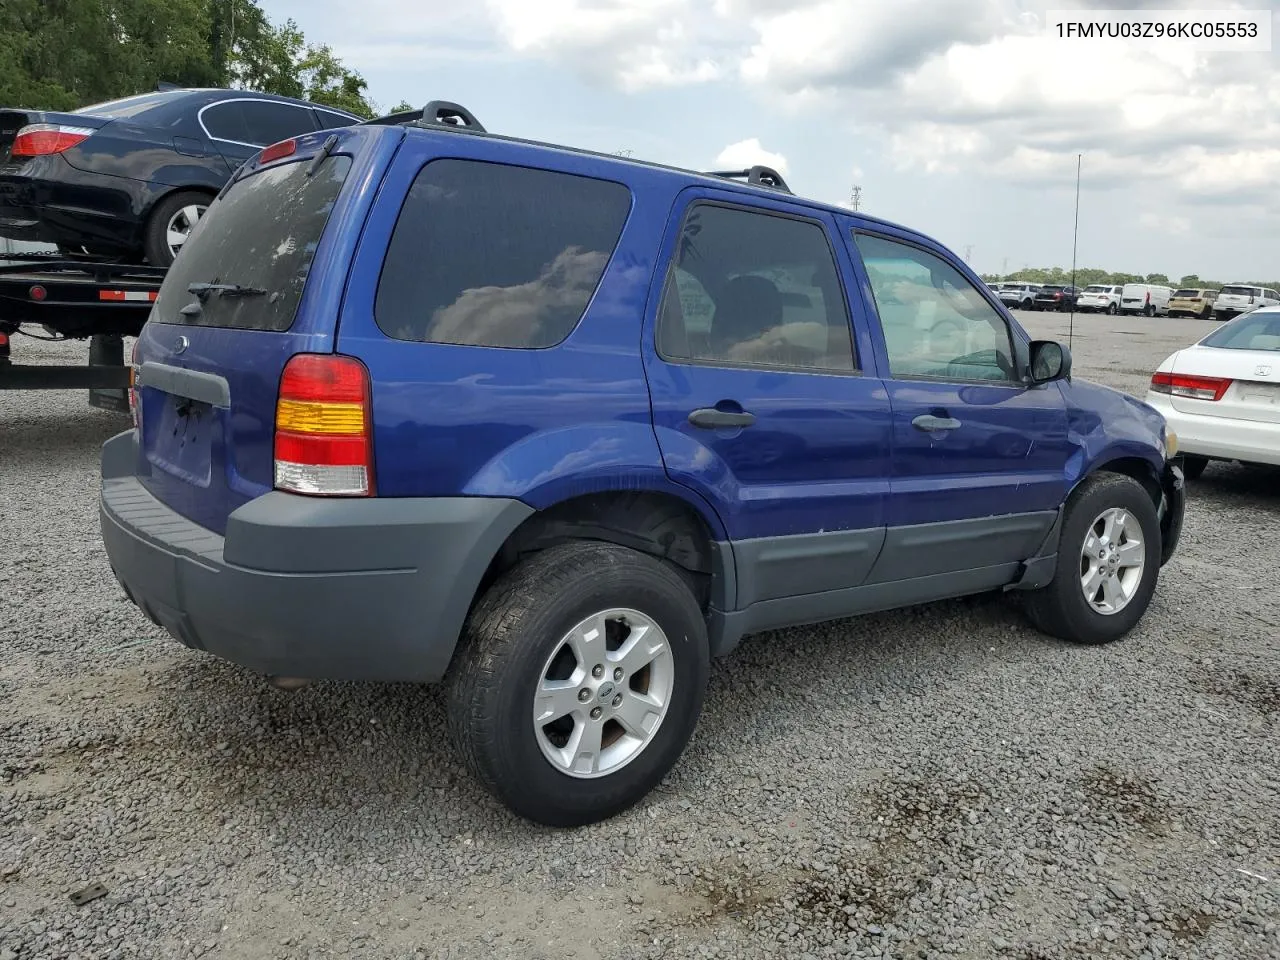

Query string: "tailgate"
[[132, 128, 387, 534]]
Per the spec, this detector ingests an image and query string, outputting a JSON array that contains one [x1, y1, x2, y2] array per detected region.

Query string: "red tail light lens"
[[259, 138, 297, 164], [12, 124, 95, 156], [129, 338, 141, 430], [274, 354, 374, 496], [1150, 371, 1232, 401]]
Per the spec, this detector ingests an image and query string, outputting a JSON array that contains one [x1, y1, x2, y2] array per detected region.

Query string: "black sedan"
[[0, 88, 360, 266], [1031, 284, 1078, 311]]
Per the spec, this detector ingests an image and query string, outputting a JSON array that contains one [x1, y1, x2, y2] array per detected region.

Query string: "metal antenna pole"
[[1069, 153, 1082, 349]]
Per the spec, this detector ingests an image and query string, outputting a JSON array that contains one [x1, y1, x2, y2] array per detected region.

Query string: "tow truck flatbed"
[[0, 254, 166, 412]]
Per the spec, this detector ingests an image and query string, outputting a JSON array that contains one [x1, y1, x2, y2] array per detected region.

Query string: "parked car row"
[[987, 279, 1280, 322]]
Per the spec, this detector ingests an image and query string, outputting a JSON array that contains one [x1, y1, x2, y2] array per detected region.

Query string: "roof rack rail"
[[412, 101, 487, 134], [704, 165, 792, 194]]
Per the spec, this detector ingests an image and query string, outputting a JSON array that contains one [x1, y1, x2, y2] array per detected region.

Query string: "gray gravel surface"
[[2, 314, 1278, 960]]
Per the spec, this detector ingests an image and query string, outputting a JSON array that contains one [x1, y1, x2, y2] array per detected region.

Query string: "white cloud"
[[714, 138, 790, 175], [484, 0, 738, 92], [470, 0, 1279, 216]]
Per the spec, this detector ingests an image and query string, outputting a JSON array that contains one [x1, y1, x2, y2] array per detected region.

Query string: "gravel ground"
[[2, 312, 1278, 960]]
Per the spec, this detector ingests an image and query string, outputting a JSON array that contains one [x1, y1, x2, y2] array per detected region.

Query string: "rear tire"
[[1107, 303, 1118, 315], [1181, 455, 1208, 480], [446, 540, 710, 827], [1023, 473, 1162, 646], [143, 191, 212, 267]]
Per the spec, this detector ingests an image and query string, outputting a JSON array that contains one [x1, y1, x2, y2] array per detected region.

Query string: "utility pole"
[[963, 244, 974, 263], [848, 185, 862, 211], [1002, 257, 1009, 276]]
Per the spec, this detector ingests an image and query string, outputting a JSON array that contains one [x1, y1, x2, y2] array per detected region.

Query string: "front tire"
[[446, 540, 710, 827], [1023, 473, 1162, 645]]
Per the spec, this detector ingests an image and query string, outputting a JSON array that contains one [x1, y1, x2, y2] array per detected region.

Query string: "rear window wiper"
[[187, 281, 267, 300]]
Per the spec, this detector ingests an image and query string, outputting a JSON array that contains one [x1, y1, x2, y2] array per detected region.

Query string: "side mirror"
[[1029, 339, 1071, 383]]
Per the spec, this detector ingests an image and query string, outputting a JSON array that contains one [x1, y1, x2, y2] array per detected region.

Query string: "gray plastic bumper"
[[98, 430, 532, 682]]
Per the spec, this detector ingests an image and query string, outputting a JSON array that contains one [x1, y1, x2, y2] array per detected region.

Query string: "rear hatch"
[[1214, 286, 1258, 312], [132, 126, 395, 534]]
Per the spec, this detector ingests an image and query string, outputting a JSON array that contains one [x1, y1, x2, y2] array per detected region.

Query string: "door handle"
[[912, 414, 962, 432], [688, 407, 756, 429]]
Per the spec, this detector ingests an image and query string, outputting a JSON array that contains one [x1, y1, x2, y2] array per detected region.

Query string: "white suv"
[[1213, 284, 1279, 321], [1077, 284, 1122, 314], [996, 283, 1040, 310]]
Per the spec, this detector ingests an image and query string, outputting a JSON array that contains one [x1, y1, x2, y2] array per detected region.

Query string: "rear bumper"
[[1147, 394, 1280, 467], [99, 431, 533, 682], [0, 156, 143, 251]]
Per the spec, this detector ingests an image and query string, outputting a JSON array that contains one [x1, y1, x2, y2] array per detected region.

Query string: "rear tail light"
[[273, 354, 374, 496], [129, 338, 141, 430], [1150, 371, 1232, 401], [11, 123, 96, 156], [259, 138, 297, 164]]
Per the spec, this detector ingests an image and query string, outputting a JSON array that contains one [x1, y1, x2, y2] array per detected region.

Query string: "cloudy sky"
[[265, 0, 1278, 281]]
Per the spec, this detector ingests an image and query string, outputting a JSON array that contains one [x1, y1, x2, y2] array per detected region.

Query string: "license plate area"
[[145, 394, 214, 487], [1239, 381, 1280, 405]]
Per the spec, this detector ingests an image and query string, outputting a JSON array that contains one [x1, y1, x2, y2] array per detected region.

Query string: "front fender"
[[1061, 379, 1167, 490]]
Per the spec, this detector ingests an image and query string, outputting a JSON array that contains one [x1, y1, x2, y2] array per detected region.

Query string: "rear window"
[[1084, 285, 1109, 292], [1173, 289, 1200, 298], [1200, 312, 1280, 351], [154, 154, 352, 331], [1039, 286, 1063, 292], [375, 159, 631, 348], [1219, 285, 1257, 296], [74, 91, 184, 120]]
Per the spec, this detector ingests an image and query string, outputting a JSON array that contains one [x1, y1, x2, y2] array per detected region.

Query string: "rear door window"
[[153, 155, 353, 331], [375, 159, 631, 348], [238, 101, 318, 145], [201, 101, 250, 144]]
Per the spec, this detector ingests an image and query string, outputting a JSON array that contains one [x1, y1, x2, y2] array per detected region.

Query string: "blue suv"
[[99, 102, 1186, 827]]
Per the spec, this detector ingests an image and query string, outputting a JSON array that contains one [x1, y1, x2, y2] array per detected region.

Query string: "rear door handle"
[[688, 408, 756, 429], [912, 414, 962, 432]]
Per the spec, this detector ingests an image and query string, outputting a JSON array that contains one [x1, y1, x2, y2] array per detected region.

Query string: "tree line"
[[0, 0, 413, 118], [979, 266, 1280, 292]]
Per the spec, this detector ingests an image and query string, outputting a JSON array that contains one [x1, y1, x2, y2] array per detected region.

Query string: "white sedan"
[[1147, 305, 1280, 478]]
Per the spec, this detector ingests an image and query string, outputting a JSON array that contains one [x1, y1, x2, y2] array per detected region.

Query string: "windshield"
[[1200, 311, 1280, 351], [154, 154, 353, 331], [1219, 286, 1257, 297]]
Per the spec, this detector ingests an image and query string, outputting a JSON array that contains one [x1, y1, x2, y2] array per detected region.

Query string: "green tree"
[[0, 0, 375, 118], [1145, 272, 1169, 284]]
